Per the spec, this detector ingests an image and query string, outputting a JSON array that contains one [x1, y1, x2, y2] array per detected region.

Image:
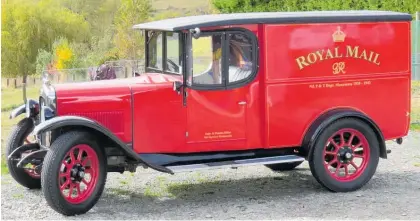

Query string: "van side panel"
[[264, 22, 411, 148]]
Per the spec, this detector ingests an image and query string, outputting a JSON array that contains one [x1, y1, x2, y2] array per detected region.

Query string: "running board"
[[167, 155, 305, 173]]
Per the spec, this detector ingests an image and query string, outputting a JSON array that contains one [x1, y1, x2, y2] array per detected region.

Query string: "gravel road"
[[2, 132, 420, 220]]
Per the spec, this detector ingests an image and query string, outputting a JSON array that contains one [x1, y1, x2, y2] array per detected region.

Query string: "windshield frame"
[[145, 30, 184, 76]]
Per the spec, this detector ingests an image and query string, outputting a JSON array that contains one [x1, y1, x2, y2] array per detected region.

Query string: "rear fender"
[[32, 116, 174, 174], [301, 108, 387, 160]]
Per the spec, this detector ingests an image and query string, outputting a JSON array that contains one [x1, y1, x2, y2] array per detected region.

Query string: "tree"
[[212, 0, 420, 15], [1, 0, 90, 80], [57, 0, 122, 40], [113, 0, 152, 60], [52, 38, 74, 70], [54, 0, 123, 66], [35, 49, 53, 76]]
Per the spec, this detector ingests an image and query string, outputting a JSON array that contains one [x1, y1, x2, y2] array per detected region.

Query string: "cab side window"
[[192, 34, 223, 85], [189, 29, 257, 89], [228, 33, 254, 84]]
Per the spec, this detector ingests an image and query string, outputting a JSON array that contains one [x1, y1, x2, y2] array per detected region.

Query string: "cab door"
[[185, 30, 257, 152]]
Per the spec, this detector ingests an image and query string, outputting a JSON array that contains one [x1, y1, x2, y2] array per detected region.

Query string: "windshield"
[[146, 31, 182, 74]]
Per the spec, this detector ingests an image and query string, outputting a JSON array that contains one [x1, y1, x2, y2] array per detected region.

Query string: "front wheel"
[[6, 118, 41, 189], [309, 118, 379, 192], [41, 131, 107, 216]]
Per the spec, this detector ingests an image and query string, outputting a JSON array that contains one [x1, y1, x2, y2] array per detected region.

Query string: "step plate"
[[168, 155, 305, 173]]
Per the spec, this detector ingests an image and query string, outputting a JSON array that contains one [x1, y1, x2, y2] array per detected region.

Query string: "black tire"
[[6, 118, 41, 189], [265, 161, 303, 171], [309, 118, 380, 192], [41, 131, 107, 216]]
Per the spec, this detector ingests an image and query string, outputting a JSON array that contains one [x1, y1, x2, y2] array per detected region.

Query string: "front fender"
[[32, 115, 174, 174], [9, 104, 26, 119], [9, 99, 39, 119]]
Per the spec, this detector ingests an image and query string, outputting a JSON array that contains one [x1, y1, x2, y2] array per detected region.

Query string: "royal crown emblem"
[[332, 26, 346, 42]]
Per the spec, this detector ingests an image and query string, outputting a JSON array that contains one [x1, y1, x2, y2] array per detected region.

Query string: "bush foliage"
[[212, 0, 420, 15]]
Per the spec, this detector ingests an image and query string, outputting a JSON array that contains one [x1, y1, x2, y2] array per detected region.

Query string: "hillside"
[[152, 0, 213, 15]]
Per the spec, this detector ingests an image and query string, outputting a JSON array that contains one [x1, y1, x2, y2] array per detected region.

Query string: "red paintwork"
[[54, 21, 411, 154], [264, 22, 411, 148], [131, 74, 186, 153]]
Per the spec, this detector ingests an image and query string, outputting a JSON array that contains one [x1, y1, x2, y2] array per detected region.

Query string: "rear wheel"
[[265, 161, 303, 171], [309, 118, 379, 192], [6, 118, 41, 189], [41, 131, 107, 216]]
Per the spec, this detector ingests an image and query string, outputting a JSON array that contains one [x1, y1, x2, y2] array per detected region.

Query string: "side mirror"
[[173, 81, 183, 94], [190, 27, 201, 39]]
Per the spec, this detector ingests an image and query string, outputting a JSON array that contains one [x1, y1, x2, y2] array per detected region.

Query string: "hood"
[[51, 73, 182, 143], [54, 73, 182, 97], [53, 72, 182, 116]]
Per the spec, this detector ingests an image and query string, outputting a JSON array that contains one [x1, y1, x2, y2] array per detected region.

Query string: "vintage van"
[[7, 10, 412, 215]]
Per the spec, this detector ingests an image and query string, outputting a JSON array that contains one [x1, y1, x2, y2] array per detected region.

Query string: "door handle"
[[238, 101, 247, 105]]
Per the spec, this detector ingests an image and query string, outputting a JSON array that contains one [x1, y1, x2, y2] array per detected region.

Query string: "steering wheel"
[[166, 59, 180, 73]]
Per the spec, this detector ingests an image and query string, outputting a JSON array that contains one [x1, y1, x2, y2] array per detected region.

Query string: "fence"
[[104, 59, 145, 76], [1, 59, 145, 88], [1, 76, 43, 88], [41, 60, 145, 84], [43, 66, 126, 84]]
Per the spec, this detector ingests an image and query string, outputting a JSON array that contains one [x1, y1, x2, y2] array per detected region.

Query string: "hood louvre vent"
[[67, 111, 124, 133]]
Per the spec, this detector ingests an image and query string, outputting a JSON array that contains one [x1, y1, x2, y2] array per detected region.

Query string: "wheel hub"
[[70, 164, 85, 182], [337, 146, 353, 163]]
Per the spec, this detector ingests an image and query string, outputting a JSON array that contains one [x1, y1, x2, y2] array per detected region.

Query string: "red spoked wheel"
[[323, 128, 370, 182], [309, 118, 379, 192], [59, 144, 100, 204], [42, 131, 107, 216]]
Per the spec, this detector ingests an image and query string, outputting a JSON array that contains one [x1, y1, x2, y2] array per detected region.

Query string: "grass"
[[1, 180, 11, 185], [411, 124, 420, 131], [411, 81, 420, 131], [12, 193, 24, 199], [119, 180, 129, 185], [1, 86, 39, 111]]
